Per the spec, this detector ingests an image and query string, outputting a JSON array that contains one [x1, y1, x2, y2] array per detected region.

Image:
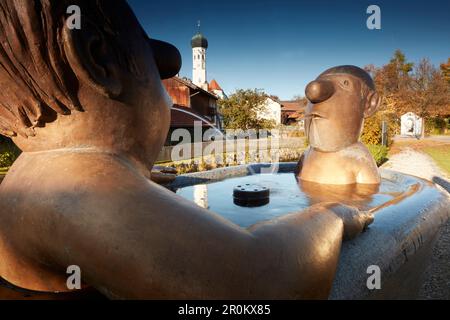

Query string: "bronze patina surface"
[[297, 65, 382, 185], [0, 0, 373, 299]]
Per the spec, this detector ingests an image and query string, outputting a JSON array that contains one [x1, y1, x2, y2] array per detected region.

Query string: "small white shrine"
[[401, 112, 423, 137]]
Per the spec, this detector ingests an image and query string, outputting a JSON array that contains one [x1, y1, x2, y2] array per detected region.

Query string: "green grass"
[[366, 144, 389, 167], [423, 145, 450, 175]]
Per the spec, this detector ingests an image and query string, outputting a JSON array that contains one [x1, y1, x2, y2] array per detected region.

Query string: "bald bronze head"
[[304, 65, 381, 152]]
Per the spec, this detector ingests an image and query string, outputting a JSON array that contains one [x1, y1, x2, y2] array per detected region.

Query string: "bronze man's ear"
[[364, 91, 381, 118], [62, 19, 122, 98], [149, 39, 182, 80]]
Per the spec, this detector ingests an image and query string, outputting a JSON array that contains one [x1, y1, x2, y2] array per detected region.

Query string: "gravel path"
[[382, 148, 450, 187], [382, 148, 450, 299]]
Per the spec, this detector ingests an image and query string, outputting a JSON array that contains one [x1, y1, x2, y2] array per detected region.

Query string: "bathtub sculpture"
[[169, 68, 450, 298], [0, 0, 448, 300], [171, 66, 450, 298], [0, 0, 376, 299]]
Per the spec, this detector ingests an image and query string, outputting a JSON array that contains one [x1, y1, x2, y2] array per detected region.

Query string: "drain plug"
[[233, 184, 270, 207]]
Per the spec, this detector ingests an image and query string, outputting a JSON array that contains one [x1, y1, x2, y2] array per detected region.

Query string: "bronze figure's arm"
[[0, 0, 372, 299], [0, 151, 372, 299]]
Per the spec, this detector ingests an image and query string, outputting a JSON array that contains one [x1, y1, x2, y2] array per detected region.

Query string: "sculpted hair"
[[0, 0, 148, 138]]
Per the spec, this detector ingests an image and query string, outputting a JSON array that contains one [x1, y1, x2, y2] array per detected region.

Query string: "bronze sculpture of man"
[[297, 66, 382, 185], [0, 0, 373, 299]]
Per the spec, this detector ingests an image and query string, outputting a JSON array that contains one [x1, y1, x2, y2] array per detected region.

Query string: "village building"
[[280, 100, 307, 127], [209, 79, 227, 99], [162, 77, 221, 140], [162, 26, 226, 145], [191, 29, 209, 90], [256, 97, 283, 125], [400, 112, 423, 137]]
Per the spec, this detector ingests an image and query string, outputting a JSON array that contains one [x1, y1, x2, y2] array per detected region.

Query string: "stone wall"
[[156, 137, 306, 174]]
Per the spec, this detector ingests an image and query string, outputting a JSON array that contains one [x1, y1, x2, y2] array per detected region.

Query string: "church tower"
[[191, 22, 209, 90]]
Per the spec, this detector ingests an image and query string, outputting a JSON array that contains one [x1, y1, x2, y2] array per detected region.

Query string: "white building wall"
[[192, 47, 207, 88], [212, 89, 226, 99], [257, 98, 282, 125]]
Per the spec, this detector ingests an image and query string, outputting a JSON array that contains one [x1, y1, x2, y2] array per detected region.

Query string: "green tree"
[[390, 49, 414, 76], [218, 89, 276, 130]]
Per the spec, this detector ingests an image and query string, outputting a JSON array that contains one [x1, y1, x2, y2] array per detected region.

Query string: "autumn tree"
[[405, 59, 449, 136], [218, 89, 276, 130], [367, 50, 414, 117], [440, 58, 450, 84], [361, 51, 414, 143], [365, 51, 449, 138]]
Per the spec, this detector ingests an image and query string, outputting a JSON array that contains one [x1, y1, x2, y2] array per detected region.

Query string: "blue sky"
[[127, 0, 450, 100]]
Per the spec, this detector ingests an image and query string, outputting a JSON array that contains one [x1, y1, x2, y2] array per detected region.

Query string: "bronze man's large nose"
[[305, 80, 335, 104]]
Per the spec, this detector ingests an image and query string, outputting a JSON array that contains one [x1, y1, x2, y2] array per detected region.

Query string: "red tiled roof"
[[209, 79, 222, 91], [177, 77, 218, 99], [280, 100, 306, 112], [165, 76, 219, 100], [287, 112, 304, 120]]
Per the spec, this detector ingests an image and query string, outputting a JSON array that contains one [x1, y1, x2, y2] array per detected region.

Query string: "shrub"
[[366, 144, 388, 166], [425, 117, 447, 135], [361, 117, 382, 145], [0, 151, 16, 168], [0, 137, 20, 168], [361, 112, 397, 146]]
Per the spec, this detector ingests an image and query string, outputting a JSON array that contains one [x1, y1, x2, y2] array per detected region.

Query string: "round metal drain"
[[233, 184, 270, 207]]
